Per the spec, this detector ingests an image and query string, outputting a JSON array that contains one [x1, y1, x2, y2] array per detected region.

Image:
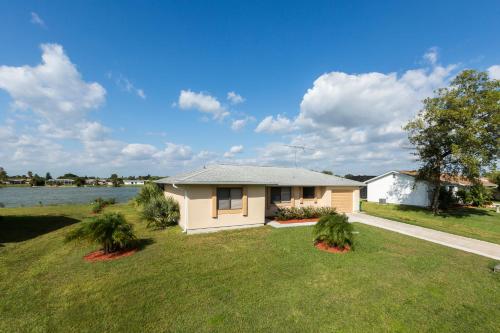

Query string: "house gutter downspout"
[[173, 183, 189, 233]]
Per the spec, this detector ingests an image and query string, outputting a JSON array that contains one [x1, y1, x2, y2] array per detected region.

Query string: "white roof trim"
[[364, 171, 401, 184]]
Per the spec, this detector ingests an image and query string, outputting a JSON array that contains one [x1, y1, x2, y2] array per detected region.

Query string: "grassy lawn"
[[1, 203, 499, 332], [361, 201, 500, 244]]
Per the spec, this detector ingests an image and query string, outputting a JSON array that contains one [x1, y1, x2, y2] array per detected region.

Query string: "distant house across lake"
[[46, 178, 75, 186], [123, 180, 145, 186]]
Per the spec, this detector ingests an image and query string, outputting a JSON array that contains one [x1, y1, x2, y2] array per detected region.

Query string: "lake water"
[[0, 186, 141, 208]]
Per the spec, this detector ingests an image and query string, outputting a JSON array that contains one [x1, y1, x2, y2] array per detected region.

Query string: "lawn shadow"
[[134, 237, 154, 251], [0, 215, 80, 244], [394, 204, 491, 218]]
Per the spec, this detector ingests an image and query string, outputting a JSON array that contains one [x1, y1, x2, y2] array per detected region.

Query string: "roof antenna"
[[283, 144, 314, 168]]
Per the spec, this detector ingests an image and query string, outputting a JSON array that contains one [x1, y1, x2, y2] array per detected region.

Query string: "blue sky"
[[1, 0, 499, 177]]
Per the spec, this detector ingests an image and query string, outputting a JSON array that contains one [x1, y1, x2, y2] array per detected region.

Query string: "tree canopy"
[[405, 69, 500, 213]]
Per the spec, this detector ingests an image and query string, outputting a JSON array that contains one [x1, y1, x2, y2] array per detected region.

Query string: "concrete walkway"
[[348, 212, 500, 260]]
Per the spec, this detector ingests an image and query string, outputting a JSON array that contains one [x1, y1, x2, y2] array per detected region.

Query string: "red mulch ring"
[[84, 249, 137, 262], [277, 218, 319, 224], [315, 242, 351, 254]]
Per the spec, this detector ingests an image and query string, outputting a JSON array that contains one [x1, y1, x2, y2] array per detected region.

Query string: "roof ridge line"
[[212, 163, 308, 170], [178, 168, 211, 181]]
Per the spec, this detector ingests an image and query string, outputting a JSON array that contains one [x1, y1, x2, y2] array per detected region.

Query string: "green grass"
[[1, 203, 499, 332], [361, 201, 500, 244]]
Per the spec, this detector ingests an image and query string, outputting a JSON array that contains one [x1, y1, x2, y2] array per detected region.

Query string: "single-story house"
[[365, 170, 497, 207], [156, 164, 365, 234], [3, 178, 27, 185], [123, 180, 145, 186], [46, 178, 75, 185]]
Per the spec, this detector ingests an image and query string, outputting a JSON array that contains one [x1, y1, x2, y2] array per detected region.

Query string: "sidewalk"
[[348, 212, 500, 260]]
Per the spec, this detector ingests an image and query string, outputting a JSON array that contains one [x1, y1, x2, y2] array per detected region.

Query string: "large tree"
[[0, 167, 7, 181], [110, 173, 123, 187], [405, 70, 500, 213]]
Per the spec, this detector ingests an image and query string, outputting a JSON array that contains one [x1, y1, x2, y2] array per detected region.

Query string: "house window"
[[303, 186, 315, 199], [217, 188, 243, 210], [271, 187, 291, 203]]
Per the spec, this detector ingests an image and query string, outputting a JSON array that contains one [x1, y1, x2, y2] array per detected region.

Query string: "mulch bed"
[[277, 218, 319, 224], [84, 249, 137, 262], [315, 241, 351, 254]]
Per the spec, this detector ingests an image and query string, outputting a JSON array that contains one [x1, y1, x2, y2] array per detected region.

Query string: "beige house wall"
[[164, 184, 362, 233], [265, 186, 333, 216], [353, 189, 360, 212], [163, 184, 186, 230], [328, 186, 361, 213], [186, 185, 266, 232]]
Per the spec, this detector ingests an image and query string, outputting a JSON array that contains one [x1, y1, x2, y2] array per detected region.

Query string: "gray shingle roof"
[[156, 164, 365, 187]]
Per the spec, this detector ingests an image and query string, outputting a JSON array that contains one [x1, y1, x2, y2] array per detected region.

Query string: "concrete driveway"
[[348, 212, 500, 260]]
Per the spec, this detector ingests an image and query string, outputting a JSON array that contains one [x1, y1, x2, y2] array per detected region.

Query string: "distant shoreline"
[[0, 184, 144, 188]]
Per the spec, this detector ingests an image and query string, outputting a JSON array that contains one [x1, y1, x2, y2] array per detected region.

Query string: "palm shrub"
[[135, 182, 164, 206], [65, 212, 136, 253], [141, 196, 180, 229], [91, 197, 116, 214], [313, 213, 354, 249]]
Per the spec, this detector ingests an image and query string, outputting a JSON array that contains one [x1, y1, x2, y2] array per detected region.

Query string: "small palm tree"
[[135, 182, 164, 206], [65, 213, 136, 253], [141, 196, 180, 229], [313, 213, 354, 250]]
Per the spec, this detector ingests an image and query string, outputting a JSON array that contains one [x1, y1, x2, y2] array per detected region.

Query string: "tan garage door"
[[331, 189, 353, 213]]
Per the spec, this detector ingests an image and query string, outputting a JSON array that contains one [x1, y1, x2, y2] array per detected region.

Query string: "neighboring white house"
[[365, 171, 432, 207], [123, 180, 145, 185], [365, 170, 497, 207]]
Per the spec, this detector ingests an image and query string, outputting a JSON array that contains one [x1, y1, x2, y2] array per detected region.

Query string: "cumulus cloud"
[[251, 48, 462, 173], [223, 145, 244, 158], [30, 12, 46, 28], [0, 43, 106, 125], [122, 143, 158, 160], [255, 114, 295, 133], [0, 43, 214, 176], [227, 91, 245, 104], [178, 90, 229, 120], [297, 64, 454, 130], [488, 65, 500, 80]]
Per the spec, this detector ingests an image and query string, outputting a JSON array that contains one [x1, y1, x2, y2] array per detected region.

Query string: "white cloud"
[[230, 115, 255, 131], [111, 73, 146, 99], [251, 49, 462, 174], [122, 143, 158, 160], [297, 64, 454, 130], [137, 89, 146, 99], [223, 145, 244, 158], [0, 43, 106, 125], [227, 91, 245, 104], [178, 90, 229, 120], [30, 12, 46, 28], [488, 65, 500, 80], [0, 43, 216, 176], [423, 47, 438, 65], [79, 121, 112, 141], [153, 142, 194, 162], [231, 119, 247, 131], [255, 114, 295, 133]]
